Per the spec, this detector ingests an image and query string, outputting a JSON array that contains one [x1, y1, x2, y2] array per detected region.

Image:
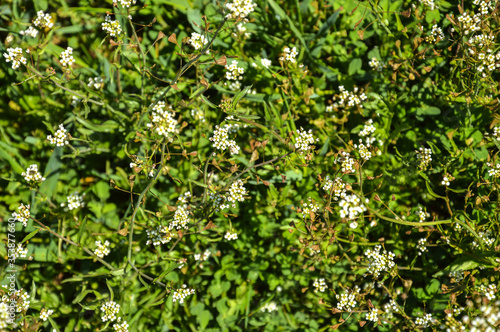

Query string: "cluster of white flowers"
[[479, 284, 497, 301], [47, 124, 70, 146], [114, 0, 137, 7], [449, 270, 465, 283], [426, 25, 445, 43], [301, 197, 320, 218], [354, 140, 372, 161], [94, 240, 111, 258], [146, 225, 173, 246], [236, 23, 251, 39], [339, 194, 368, 228], [147, 101, 178, 141], [20, 26, 39, 38], [323, 176, 347, 201], [336, 289, 358, 312], [359, 119, 376, 141], [335, 151, 356, 173], [227, 179, 247, 205], [418, 0, 437, 10], [194, 249, 211, 263], [279, 46, 298, 63], [3, 47, 27, 70], [209, 191, 230, 212], [225, 60, 244, 81], [472, 230, 496, 248], [442, 175, 451, 186], [225, 0, 257, 19], [173, 285, 195, 304], [415, 313, 435, 328], [417, 206, 430, 222], [492, 126, 500, 140], [11, 243, 28, 260], [260, 301, 278, 312], [261, 58, 272, 69], [88, 76, 104, 89], [473, 0, 496, 15], [364, 245, 396, 278], [313, 278, 327, 293], [169, 206, 190, 231], [0, 301, 7, 329], [113, 317, 130, 332], [457, 11, 481, 35], [333, 86, 367, 109], [476, 49, 500, 77], [294, 127, 318, 153], [101, 301, 120, 322], [416, 238, 428, 255], [22, 164, 46, 184], [487, 162, 500, 178], [188, 32, 208, 51], [210, 119, 241, 155], [60, 47, 75, 67], [366, 308, 379, 323], [469, 34, 494, 48], [368, 57, 385, 71], [129, 156, 144, 170], [383, 299, 399, 319], [466, 301, 500, 331], [190, 109, 205, 122], [39, 308, 54, 321], [14, 289, 31, 311], [178, 191, 191, 204], [102, 15, 123, 36], [228, 81, 242, 91], [12, 203, 30, 227], [416, 146, 432, 169], [33, 11, 54, 29], [225, 231, 238, 241], [62, 192, 85, 211]]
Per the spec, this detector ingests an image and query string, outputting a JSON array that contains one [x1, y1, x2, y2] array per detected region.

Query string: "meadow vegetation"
[[0, 0, 499, 330]]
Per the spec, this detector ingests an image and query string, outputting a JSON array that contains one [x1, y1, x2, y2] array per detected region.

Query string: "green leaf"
[[21, 229, 40, 243], [425, 180, 446, 200], [433, 256, 485, 278], [315, 9, 341, 39], [76, 117, 119, 132], [395, 13, 404, 31], [0, 143, 25, 174], [426, 141, 442, 155], [39, 146, 63, 200], [448, 187, 467, 193], [153, 263, 181, 284], [77, 217, 87, 245], [189, 179, 207, 188], [319, 137, 330, 156], [227, 112, 261, 120], [106, 279, 115, 300], [189, 86, 207, 100], [416, 106, 441, 116], [425, 279, 440, 296], [232, 85, 253, 107], [348, 58, 362, 76], [198, 310, 213, 330], [200, 94, 218, 108]]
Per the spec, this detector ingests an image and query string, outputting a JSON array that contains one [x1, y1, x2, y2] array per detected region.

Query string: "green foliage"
[[1, 0, 500, 331]]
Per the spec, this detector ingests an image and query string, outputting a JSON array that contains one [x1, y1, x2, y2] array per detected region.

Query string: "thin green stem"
[[126, 141, 166, 267]]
